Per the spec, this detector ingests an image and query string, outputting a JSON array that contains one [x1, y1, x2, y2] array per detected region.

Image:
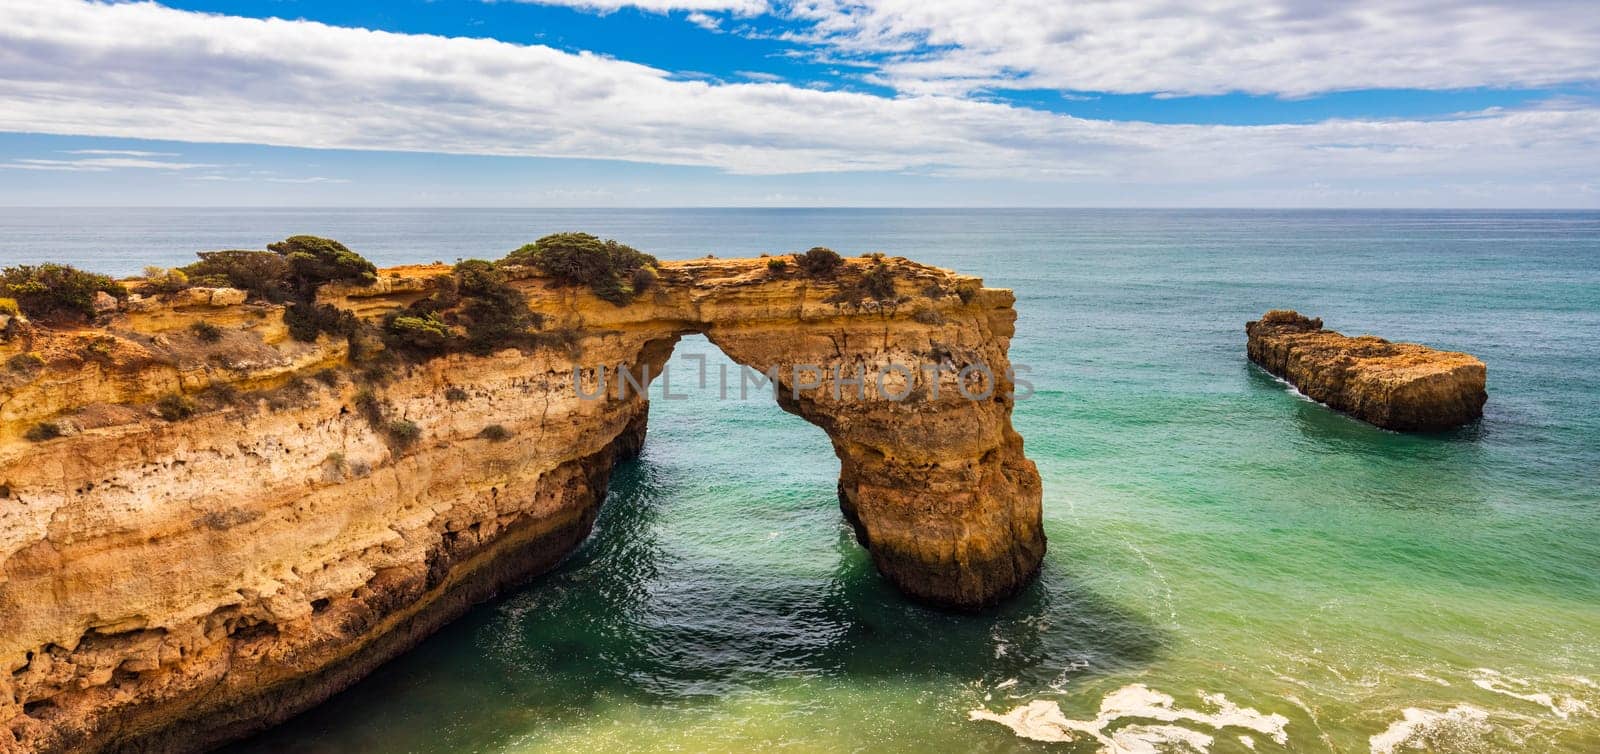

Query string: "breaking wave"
[[968, 684, 1288, 753]]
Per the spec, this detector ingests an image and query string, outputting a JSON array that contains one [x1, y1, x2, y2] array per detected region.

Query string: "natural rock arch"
[[563, 257, 1046, 608]]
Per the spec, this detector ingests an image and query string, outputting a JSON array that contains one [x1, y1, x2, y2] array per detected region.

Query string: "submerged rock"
[[1246, 310, 1486, 431]]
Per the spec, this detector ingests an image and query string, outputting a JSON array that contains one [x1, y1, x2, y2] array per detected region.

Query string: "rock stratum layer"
[[1246, 310, 1487, 431], [0, 256, 1042, 753]]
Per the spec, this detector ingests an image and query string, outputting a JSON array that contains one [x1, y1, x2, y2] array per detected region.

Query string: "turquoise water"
[[4, 209, 1597, 752]]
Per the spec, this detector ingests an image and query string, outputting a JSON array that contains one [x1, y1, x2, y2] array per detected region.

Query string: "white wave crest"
[[1369, 705, 1490, 754], [1470, 668, 1591, 719], [968, 683, 1289, 753]]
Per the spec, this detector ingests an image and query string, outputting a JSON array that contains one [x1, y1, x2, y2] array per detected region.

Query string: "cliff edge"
[[0, 245, 1043, 752]]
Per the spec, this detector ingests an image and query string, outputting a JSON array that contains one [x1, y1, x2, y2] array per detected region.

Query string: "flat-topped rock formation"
[[0, 248, 1042, 752], [1246, 310, 1487, 431]]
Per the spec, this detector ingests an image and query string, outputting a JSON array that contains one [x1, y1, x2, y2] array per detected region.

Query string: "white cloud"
[[510, 0, 766, 14], [735, 70, 784, 82], [63, 148, 180, 157], [0, 0, 1595, 200], [774, 0, 1600, 97], [0, 155, 219, 171], [264, 176, 350, 184], [502, 0, 1600, 98], [684, 11, 723, 31]]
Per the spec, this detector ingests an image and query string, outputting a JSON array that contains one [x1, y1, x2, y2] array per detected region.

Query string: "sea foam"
[[1368, 705, 1490, 754], [1470, 668, 1591, 720], [968, 683, 1289, 752]]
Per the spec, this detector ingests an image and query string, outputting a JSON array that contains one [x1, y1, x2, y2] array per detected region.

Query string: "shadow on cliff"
[[224, 454, 1162, 753]]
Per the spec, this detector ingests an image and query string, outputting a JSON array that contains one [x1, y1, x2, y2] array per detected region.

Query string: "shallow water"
[[4, 208, 1597, 752]]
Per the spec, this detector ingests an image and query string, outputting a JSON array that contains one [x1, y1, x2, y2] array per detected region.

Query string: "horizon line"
[[1, 206, 1598, 212]]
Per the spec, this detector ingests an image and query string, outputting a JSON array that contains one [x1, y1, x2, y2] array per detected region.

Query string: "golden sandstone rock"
[[1246, 310, 1487, 431], [0, 256, 1043, 752]]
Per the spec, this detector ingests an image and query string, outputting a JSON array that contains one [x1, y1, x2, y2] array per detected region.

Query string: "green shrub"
[[1, 264, 126, 322], [444, 386, 469, 403], [454, 260, 539, 354], [181, 251, 292, 302], [766, 257, 788, 273], [190, 321, 224, 343], [386, 419, 422, 448], [503, 232, 659, 306], [24, 422, 63, 442], [313, 368, 341, 387], [267, 236, 378, 294], [156, 393, 196, 421], [383, 312, 458, 354], [860, 261, 896, 300], [408, 274, 462, 315], [284, 302, 358, 343], [794, 247, 842, 276], [0, 297, 20, 316], [479, 424, 511, 442], [141, 266, 191, 295], [630, 265, 658, 295]]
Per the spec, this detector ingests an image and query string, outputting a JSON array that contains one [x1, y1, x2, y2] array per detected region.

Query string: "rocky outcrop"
[[1246, 310, 1486, 431], [0, 255, 1042, 752]]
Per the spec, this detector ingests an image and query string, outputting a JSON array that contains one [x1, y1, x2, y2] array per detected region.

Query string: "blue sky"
[[0, 0, 1597, 206]]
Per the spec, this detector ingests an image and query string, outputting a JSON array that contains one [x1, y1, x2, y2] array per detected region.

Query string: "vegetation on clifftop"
[[1, 264, 127, 322], [503, 232, 659, 305], [180, 251, 292, 302], [794, 246, 842, 276], [268, 235, 379, 295], [379, 259, 545, 357]]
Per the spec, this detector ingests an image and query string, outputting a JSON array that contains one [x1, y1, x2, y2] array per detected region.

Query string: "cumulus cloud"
[[580, 0, 1600, 97], [0, 0, 1595, 196]]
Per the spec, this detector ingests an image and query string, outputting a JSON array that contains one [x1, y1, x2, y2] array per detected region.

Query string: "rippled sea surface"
[[5, 208, 1598, 752]]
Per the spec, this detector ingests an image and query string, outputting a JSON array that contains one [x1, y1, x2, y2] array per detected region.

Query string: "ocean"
[[4, 208, 1597, 752]]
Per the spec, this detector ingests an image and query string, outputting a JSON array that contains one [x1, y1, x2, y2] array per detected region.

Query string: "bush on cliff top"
[[859, 259, 896, 300], [1, 264, 127, 322], [181, 250, 292, 302], [454, 259, 541, 353], [267, 235, 378, 294], [139, 266, 191, 295], [502, 232, 658, 306], [794, 247, 842, 276]]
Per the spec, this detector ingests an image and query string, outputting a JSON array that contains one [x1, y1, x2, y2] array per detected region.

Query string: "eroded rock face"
[[1246, 310, 1487, 431], [0, 256, 1043, 752]]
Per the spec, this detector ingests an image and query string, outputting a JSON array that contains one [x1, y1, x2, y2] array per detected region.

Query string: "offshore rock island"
[[0, 238, 1043, 753], [1247, 310, 1487, 431]]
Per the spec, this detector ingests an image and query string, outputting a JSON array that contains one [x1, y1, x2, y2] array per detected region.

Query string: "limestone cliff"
[[0, 255, 1042, 752], [1246, 310, 1487, 431]]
